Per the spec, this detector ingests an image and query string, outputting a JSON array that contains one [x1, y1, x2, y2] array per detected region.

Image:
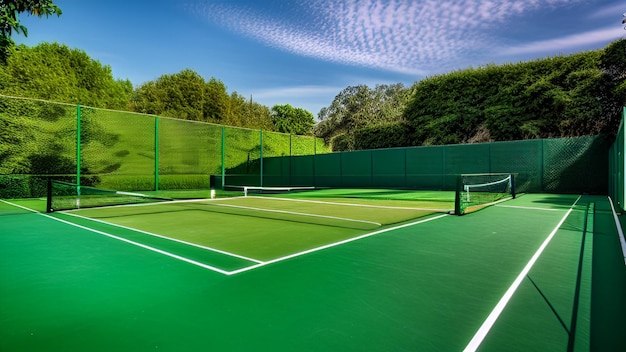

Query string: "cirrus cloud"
[[191, 0, 615, 75]]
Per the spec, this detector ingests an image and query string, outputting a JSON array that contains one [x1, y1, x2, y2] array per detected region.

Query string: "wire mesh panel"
[[158, 118, 222, 190], [444, 143, 489, 175], [224, 127, 262, 186], [543, 135, 609, 194], [262, 131, 292, 186], [609, 113, 625, 212], [80, 107, 155, 191], [291, 134, 316, 156], [0, 96, 76, 197], [490, 139, 542, 193]]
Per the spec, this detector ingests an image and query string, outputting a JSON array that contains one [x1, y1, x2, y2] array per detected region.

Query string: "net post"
[[46, 178, 53, 213], [454, 175, 462, 215], [510, 173, 516, 199]]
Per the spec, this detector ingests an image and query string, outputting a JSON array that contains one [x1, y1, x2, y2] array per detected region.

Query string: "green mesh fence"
[[609, 108, 626, 212], [80, 107, 156, 191], [0, 95, 328, 198], [262, 135, 609, 194], [158, 118, 222, 190], [0, 96, 76, 197], [0, 94, 616, 199]]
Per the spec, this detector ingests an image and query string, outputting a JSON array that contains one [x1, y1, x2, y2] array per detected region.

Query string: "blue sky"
[[13, 0, 626, 116]]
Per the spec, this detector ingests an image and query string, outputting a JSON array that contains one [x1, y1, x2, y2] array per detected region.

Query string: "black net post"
[[454, 175, 462, 215], [511, 174, 516, 199], [46, 177, 53, 213]]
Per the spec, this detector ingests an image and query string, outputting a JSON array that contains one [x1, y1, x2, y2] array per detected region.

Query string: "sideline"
[[463, 195, 581, 352], [607, 196, 626, 265]]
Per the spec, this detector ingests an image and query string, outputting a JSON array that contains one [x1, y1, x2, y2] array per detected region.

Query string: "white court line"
[[205, 202, 382, 227], [0, 200, 235, 275], [463, 195, 581, 352], [61, 211, 264, 264], [607, 196, 626, 265], [2, 200, 448, 276], [496, 204, 569, 212], [246, 195, 452, 212], [226, 213, 449, 275]]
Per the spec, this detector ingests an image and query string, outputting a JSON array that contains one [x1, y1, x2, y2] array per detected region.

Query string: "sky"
[[13, 0, 626, 117]]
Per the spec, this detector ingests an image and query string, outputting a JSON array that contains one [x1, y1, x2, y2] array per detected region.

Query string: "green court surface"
[[1, 194, 625, 351]]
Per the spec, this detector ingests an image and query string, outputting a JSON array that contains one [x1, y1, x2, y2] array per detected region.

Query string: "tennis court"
[[1, 191, 625, 351], [1, 97, 625, 351]]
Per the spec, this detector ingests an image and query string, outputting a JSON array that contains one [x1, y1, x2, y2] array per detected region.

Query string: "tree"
[[314, 84, 411, 148], [271, 104, 315, 135], [0, 42, 132, 109], [130, 69, 209, 120], [0, 0, 62, 64]]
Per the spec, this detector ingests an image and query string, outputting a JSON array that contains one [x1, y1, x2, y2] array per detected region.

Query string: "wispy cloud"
[[588, 3, 625, 19], [252, 85, 346, 100], [191, 0, 589, 74], [500, 26, 624, 55]]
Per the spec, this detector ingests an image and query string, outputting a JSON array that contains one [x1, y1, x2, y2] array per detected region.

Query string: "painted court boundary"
[[463, 195, 581, 351], [0, 199, 447, 276]]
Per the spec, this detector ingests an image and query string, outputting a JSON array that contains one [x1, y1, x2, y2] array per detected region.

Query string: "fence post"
[[154, 116, 159, 191], [76, 105, 81, 193]]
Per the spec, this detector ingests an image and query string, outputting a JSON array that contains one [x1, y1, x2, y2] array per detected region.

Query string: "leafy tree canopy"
[[130, 69, 276, 130], [0, 0, 61, 63], [404, 42, 624, 146], [0, 42, 132, 109], [271, 103, 315, 135], [314, 83, 412, 149]]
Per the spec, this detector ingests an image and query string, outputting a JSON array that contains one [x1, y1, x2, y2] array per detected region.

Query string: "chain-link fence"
[[0, 95, 329, 197]]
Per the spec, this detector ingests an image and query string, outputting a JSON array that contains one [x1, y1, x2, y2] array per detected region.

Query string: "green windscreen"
[[261, 135, 609, 194]]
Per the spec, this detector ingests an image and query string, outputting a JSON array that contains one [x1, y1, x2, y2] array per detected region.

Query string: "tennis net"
[[47, 180, 173, 212], [455, 173, 515, 215]]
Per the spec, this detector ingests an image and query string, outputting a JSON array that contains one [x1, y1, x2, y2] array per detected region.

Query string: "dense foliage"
[[406, 41, 625, 146], [0, 43, 132, 109], [315, 39, 625, 151], [129, 69, 276, 130], [314, 83, 412, 151], [271, 104, 315, 135], [0, 0, 62, 64]]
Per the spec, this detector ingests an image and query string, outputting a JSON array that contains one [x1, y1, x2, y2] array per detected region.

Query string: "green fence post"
[[76, 104, 81, 193], [260, 130, 264, 187], [221, 127, 225, 189], [154, 116, 159, 191]]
